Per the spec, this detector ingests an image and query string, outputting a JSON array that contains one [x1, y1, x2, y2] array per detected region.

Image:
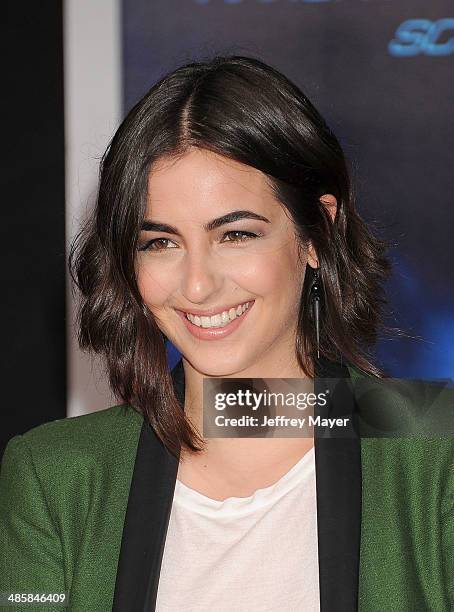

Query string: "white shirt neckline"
[[174, 445, 315, 518]]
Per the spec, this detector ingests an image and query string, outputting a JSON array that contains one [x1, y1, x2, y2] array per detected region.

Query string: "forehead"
[[146, 148, 278, 218]]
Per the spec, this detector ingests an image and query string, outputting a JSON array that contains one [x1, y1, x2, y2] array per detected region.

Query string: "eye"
[[221, 230, 261, 243], [137, 230, 262, 253], [137, 238, 177, 252]]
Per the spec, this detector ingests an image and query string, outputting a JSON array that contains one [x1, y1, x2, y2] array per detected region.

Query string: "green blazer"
[[1, 358, 453, 611]]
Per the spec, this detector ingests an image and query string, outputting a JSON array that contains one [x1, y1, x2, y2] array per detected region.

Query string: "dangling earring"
[[310, 268, 322, 359]]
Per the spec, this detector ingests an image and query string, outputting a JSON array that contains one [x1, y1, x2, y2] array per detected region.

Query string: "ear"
[[306, 242, 318, 269], [319, 193, 337, 222], [306, 194, 338, 269]]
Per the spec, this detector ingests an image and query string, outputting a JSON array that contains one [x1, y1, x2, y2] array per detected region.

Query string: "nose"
[[180, 248, 223, 304]]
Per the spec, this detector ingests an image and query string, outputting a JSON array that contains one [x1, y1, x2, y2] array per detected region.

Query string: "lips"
[[175, 300, 255, 341], [176, 300, 251, 318], [186, 302, 251, 329]]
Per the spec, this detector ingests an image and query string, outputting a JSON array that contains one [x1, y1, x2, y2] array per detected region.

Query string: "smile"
[[175, 300, 255, 341], [185, 301, 251, 329]]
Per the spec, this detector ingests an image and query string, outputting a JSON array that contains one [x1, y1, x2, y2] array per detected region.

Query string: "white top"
[[155, 447, 320, 612]]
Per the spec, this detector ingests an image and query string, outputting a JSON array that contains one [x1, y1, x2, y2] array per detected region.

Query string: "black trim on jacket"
[[113, 357, 361, 611]]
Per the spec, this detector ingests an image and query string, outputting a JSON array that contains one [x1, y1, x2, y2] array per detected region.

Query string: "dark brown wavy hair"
[[69, 55, 391, 457]]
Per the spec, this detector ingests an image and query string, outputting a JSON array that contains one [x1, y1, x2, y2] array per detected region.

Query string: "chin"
[[183, 352, 252, 378]]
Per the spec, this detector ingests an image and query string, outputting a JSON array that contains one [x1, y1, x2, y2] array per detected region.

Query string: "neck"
[[177, 352, 315, 500], [181, 348, 310, 431]]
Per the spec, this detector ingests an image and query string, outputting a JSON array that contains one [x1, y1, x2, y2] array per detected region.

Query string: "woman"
[[1, 56, 453, 612]]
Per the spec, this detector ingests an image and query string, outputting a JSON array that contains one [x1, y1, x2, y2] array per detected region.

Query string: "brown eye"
[[137, 238, 177, 252], [221, 230, 260, 243]]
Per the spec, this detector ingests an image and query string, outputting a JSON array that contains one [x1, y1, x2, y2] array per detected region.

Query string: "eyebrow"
[[140, 210, 271, 234]]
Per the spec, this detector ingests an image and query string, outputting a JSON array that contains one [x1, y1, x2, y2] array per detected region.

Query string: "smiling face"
[[136, 148, 316, 377]]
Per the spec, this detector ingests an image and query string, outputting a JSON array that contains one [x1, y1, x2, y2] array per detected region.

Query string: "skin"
[[136, 147, 337, 499]]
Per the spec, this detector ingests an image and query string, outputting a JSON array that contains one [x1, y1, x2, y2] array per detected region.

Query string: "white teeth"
[[211, 314, 222, 327], [185, 302, 251, 329], [221, 311, 230, 325]]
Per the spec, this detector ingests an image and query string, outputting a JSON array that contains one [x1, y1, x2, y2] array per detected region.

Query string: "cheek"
[[136, 263, 174, 307], [233, 248, 302, 297]]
